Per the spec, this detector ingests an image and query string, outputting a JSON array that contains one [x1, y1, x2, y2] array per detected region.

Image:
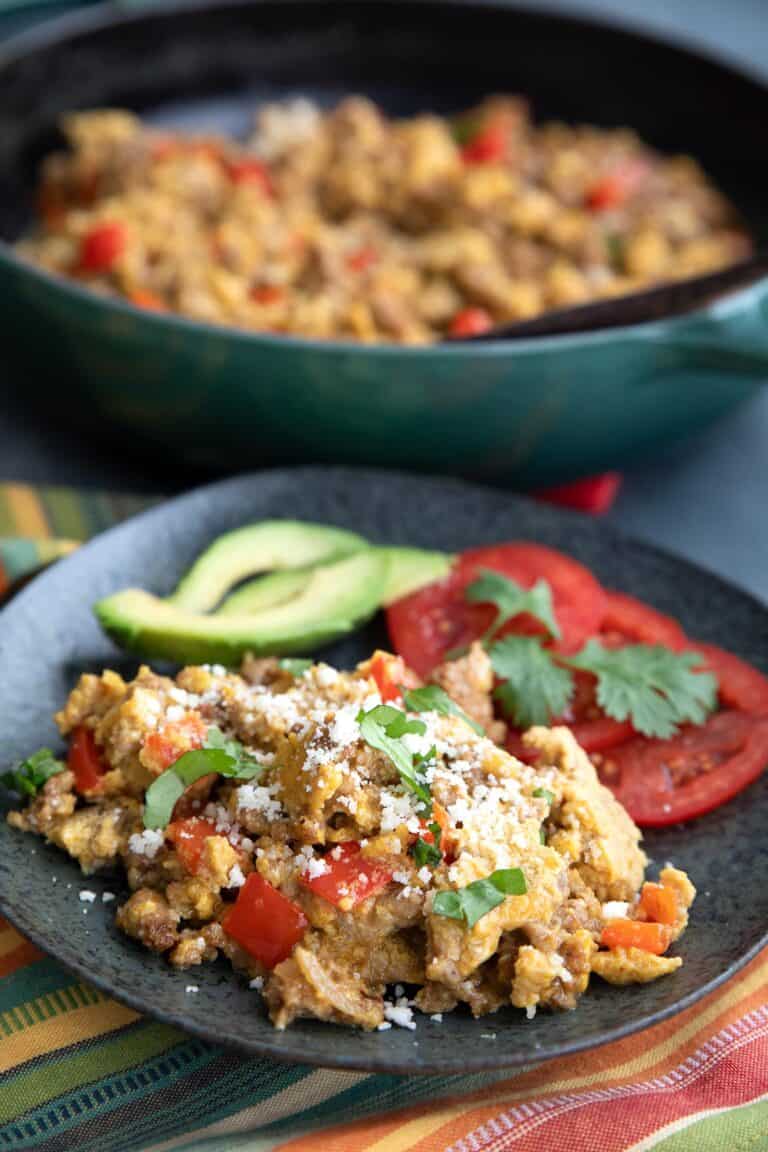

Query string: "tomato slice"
[[461, 121, 508, 165], [225, 159, 272, 193], [585, 159, 649, 211], [600, 592, 688, 650], [222, 873, 307, 968], [689, 643, 768, 714], [346, 246, 378, 273], [387, 542, 606, 677], [537, 473, 622, 516], [166, 818, 219, 874], [68, 725, 106, 793], [639, 882, 678, 926], [300, 842, 393, 908], [598, 710, 768, 826]]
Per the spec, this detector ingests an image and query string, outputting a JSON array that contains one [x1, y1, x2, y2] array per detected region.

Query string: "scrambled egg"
[[7, 647, 694, 1030]]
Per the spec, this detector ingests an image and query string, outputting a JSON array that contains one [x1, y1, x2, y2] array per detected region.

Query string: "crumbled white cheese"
[[185, 985, 199, 994], [525, 1005, 537, 1020], [315, 664, 339, 687], [329, 705, 360, 747], [236, 783, 283, 821], [165, 704, 186, 723], [251, 98, 321, 161], [300, 856, 331, 880], [128, 829, 165, 859], [392, 870, 411, 886], [249, 976, 264, 991], [383, 1000, 416, 1031], [430, 1014, 443, 1023], [602, 901, 630, 920], [377, 1021, 393, 1031], [227, 864, 246, 888], [102, 892, 115, 903], [79, 890, 96, 903]]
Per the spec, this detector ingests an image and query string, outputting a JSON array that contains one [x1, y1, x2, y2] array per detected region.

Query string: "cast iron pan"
[[1, 469, 767, 1073], [0, 0, 767, 337]]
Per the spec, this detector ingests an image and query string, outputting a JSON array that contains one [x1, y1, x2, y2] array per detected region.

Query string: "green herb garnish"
[[402, 684, 484, 736], [412, 822, 443, 868], [1, 749, 65, 798], [143, 727, 263, 830], [278, 658, 313, 676], [357, 704, 432, 811], [491, 636, 573, 727], [489, 632, 717, 739], [567, 641, 717, 739], [539, 826, 547, 844], [533, 787, 555, 805], [432, 867, 527, 929], [466, 570, 561, 645]]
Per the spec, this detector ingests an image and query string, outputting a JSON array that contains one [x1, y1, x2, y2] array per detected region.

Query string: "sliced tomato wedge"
[[142, 712, 207, 773], [222, 873, 307, 968], [68, 725, 106, 793], [449, 307, 493, 338], [600, 591, 688, 650], [689, 643, 768, 714], [597, 710, 768, 826], [585, 158, 649, 211], [300, 842, 393, 907], [387, 542, 606, 677], [78, 221, 127, 273], [166, 818, 219, 874], [461, 121, 508, 165]]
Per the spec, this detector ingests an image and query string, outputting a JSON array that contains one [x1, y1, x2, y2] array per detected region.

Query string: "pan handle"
[[650, 277, 768, 376]]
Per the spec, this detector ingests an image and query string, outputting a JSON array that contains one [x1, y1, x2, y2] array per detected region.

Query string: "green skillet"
[[1, 0, 767, 485]]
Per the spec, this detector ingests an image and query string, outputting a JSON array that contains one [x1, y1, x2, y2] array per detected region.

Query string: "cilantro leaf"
[[533, 787, 554, 805], [278, 658, 313, 676], [566, 641, 718, 739], [402, 684, 484, 736], [143, 729, 263, 830], [412, 822, 443, 868], [466, 570, 560, 644], [1, 748, 65, 798], [357, 704, 431, 810], [433, 867, 527, 929], [491, 636, 573, 727]]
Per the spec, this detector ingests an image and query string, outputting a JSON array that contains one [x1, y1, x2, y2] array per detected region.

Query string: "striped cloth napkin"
[[1, 481, 767, 1152]]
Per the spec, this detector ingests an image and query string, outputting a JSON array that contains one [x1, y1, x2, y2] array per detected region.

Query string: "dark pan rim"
[[1, 0, 767, 355], [1, 466, 767, 1073]]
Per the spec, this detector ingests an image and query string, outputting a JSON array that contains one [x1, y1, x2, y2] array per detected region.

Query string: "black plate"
[[1, 469, 767, 1074]]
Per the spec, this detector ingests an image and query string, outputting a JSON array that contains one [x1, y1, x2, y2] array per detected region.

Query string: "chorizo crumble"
[[7, 646, 694, 1031], [17, 96, 750, 342]]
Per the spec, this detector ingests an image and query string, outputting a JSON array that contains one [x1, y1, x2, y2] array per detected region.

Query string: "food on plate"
[[5, 648, 695, 1030], [90, 521, 768, 826], [18, 98, 750, 342]]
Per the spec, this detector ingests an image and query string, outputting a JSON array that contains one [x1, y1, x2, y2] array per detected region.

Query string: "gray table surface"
[[2, 0, 766, 600]]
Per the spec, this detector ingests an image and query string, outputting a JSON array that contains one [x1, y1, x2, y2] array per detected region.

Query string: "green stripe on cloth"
[[647, 1094, 768, 1151]]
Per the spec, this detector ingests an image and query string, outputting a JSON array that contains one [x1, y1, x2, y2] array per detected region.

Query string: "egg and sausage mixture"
[[8, 647, 694, 1030], [17, 96, 750, 342]]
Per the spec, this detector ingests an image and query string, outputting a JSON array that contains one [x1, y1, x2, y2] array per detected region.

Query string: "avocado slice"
[[216, 546, 454, 617], [95, 550, 388, 664], [379, 547, 454, 605], [217, 569, 312, 616], [170, 520, 367, 612]]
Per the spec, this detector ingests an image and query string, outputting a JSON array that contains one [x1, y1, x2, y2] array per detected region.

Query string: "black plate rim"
[[1, 0, 767, 354], [1, 466, 767, 1074]]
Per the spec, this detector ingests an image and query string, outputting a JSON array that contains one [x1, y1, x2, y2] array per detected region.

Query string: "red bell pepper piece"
[[448, 307, 494, 338], [223, 873, 308, 968], [78, 221, 127, 273], [537, 473, 622, 516], [166, 818, 219, 874], [300, 842, 393, 907], [68, 725, 106, 793], [600, 919, 671, 955], [142, 713, 207, 773], [461, 122, 507, 165], [368, 652, 418, 702], [225, 159, 272, 194]]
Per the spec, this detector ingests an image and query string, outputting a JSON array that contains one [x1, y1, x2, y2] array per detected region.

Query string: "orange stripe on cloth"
[[3, 484, 50, 539], [275, 951, 768, 1152], [0, 938, 44, 978]]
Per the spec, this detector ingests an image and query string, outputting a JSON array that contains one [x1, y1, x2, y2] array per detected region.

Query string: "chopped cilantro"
[[411, 822, 443, 868], [533, 787, 555, 806], [143, 727, 262, 830], [402, 684, 484, 736], [539, 826, 547, 845], [491, 636, 573, 727], [1, 748, 65, 798], [465, 570, 561, 645], [433, 868, 527, 929], [357, 704, 432, 811]]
